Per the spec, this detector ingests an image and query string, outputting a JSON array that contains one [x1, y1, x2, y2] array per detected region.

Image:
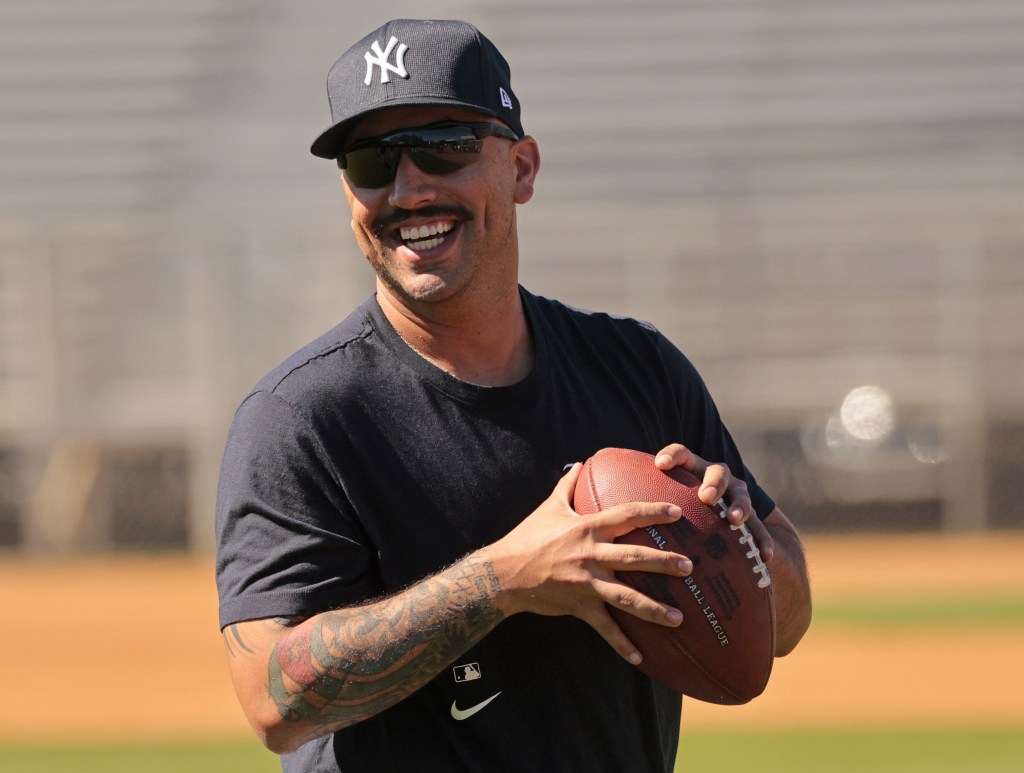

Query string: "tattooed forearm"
[[268, 555, 504, 730]]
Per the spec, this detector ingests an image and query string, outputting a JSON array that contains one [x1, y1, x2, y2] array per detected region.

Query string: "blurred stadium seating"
[[1, 0, 1023, 551]]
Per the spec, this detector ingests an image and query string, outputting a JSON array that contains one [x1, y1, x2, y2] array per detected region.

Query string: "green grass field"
[[2, 728, 1022, 772], [812, 594, 1024, 628], [680, 727, 1024, 772], [0, 741, 279, 773]]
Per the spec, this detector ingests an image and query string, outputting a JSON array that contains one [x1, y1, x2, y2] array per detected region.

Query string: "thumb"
[[556, 461, 583, 503]]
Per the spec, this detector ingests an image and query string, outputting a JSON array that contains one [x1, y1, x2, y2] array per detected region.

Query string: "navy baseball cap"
[[310, 19, 524, 159]]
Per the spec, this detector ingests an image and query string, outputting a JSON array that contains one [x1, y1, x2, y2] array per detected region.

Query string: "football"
[[573, 447, 776, 704]]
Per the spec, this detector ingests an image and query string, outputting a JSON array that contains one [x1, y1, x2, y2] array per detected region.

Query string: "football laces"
[[715, 501, 772, 589]]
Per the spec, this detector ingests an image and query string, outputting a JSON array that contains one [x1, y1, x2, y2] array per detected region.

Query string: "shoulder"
[[523, 289, 695, 371], [219, 303, 388, 496], [255, 300, 373, 388], [240, 297, 394, 410], [523, 289, 661, 342]]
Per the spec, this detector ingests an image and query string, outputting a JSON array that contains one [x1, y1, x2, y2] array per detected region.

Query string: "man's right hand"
[[481, 462, 694, 665]]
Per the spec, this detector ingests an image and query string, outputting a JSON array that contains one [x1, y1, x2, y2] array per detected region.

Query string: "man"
[[216, 18, 811, 773]]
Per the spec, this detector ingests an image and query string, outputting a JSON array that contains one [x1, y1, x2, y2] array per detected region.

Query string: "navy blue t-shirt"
[[215, 288, 774, 773]]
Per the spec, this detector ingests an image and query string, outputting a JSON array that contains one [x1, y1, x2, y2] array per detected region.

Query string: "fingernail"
[[629, 652, 643, 665], [667, 609, 683, 625], [678, 559, 693, 574], [656, 454, 672, 466], [667, 505, 682, 518]]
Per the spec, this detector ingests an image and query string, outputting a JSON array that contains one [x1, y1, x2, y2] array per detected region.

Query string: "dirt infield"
[[2, 533, 1022, 743], [687, 532, 1024, 730]]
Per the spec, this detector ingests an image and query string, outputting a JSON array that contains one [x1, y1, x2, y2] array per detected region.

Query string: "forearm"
[[763, 513, 812, 656], [232, 552, 505, 754]]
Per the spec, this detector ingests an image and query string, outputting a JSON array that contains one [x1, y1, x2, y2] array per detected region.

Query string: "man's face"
[[340, 105, 539, 319]]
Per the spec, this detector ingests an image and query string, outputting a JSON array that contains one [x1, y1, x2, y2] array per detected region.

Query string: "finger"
[[591, 576, 684, 628], [721, 481, 753, 523], [742, 514, 775, 562], [654, 443, 697, 471], [559, 461, 582, 489], [587, 500, 682, 539], [555, 461, 583, 504], [589, 542, 694, 577], [698, 463, 734, 506], [579, 606, 646, 666], [656, 445, 724, 501]]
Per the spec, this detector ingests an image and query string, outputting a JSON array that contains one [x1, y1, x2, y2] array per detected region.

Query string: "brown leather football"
[[573, 447, 776, 704]]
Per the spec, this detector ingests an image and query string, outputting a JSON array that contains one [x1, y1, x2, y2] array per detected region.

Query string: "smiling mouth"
[[399, 220, 455, 251]]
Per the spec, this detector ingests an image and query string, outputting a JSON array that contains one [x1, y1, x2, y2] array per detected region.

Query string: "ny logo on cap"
[[364, 36, 409, 86]]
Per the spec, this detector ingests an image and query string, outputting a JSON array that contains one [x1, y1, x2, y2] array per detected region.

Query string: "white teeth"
[[408, 236, 443, 250], [399, 221, 454, 244]]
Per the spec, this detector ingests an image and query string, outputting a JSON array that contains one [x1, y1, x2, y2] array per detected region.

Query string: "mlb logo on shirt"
[[453, 663, 482, 682]]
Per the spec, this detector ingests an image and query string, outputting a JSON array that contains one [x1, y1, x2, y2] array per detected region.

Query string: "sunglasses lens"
[[407, 148, 470, 177], [339, 123, 518, 188], [343, 146, 399, 188], [342, 146, 468, 188]]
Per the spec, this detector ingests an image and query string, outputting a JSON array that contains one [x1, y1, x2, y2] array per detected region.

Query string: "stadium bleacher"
[[1, 0, 1022, 549]]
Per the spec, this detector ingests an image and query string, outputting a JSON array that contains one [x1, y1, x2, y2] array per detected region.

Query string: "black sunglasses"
[[337, 121, 520, 188]]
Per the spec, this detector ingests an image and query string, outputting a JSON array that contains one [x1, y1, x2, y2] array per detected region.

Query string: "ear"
[[512, 137, 541, 205]]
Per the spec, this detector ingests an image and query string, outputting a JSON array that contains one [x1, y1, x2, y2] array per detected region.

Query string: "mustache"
[[372, 205, 473, 238]]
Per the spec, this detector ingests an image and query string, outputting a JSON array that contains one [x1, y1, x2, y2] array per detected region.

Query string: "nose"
[[388, 150, 439, 210]]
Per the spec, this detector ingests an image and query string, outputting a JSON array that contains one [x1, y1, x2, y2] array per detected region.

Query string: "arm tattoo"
[[268, 556, 504, 730], [225, 623, 255, 658], [225, 617, 302, 659]]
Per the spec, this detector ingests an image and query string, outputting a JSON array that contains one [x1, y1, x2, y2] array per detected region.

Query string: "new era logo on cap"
[[310, 19, 524, 159]]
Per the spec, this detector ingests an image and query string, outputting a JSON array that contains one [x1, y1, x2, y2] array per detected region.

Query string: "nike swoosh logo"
[[450, 692, 502, 721]]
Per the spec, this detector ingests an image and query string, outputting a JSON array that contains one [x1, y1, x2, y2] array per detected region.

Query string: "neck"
[[376, 285, 534, 387]]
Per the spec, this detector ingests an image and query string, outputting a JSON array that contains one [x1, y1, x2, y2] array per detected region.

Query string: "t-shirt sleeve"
[[215, 390, 380, 629], [654, 333, 777, 521]]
